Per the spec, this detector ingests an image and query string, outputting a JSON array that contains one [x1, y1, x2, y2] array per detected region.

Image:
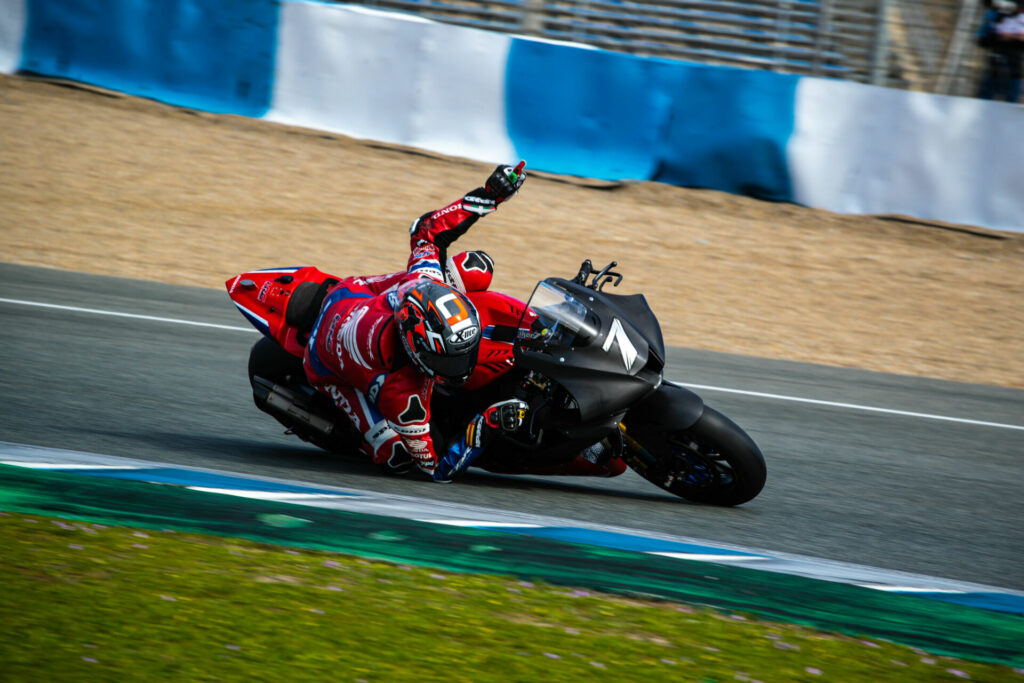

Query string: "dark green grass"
[[0, 512, 1018, 682]]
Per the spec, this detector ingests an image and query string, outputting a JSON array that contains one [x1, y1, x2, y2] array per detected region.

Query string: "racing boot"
[[375, 442, 415, 476]]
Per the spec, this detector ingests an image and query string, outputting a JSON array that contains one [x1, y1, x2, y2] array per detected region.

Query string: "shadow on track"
[[84, 428, 369, 473], [457, 469, 683, 504], [89, 429, 721, 507]]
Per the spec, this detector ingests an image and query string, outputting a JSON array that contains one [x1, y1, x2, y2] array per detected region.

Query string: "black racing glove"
[[463, 161, 526, 215], [486, 161, 527, 202], [482, 399, 529, 433], [431, 399, 529, 483]]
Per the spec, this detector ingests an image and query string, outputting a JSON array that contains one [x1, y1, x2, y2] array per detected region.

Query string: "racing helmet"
[[445, 250, 494, 293], [395, 279, 481, 387]]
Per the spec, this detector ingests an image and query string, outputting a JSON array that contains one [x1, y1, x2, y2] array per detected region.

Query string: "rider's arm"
[[408, 162, 526, 260], [347, 271, 409, 295], [404, 241, 445, 282]]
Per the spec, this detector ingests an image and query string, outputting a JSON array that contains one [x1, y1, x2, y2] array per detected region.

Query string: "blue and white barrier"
[[2, 0, 1021, 232], [9, 0, 278, 116], [266, 2, 517, 165], [789, 79, 1023, 232], [0, 0, 26, 74]]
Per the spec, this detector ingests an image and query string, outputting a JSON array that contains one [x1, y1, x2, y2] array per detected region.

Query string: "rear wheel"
[[248, 335, 303, 385], [626, 406, 766, 506], [247, 337, 359, 455]]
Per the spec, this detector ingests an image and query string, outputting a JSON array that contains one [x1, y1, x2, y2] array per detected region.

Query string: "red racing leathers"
[[301, 194, 493, 473]]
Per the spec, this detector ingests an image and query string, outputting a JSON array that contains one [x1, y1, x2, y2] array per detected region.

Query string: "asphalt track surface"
[[2, 263, 1022, 590]]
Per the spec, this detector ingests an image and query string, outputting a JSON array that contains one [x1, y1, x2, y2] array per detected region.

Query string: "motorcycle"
[[226, 259, 766, 506]]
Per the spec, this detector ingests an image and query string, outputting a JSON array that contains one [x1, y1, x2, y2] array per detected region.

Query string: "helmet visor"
[[418, 346, 478, 386]]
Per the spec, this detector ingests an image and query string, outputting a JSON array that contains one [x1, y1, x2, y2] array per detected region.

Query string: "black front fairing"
[[514, 278, 665, 427]]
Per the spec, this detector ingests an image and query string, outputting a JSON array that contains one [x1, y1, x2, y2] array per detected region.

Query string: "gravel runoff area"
[[2, 74, 1022, 389]]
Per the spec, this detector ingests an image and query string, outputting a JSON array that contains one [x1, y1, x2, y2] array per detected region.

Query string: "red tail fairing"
[[225, 266, 340, 356]]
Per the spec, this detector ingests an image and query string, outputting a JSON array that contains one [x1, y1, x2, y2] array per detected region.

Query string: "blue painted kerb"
[[37, 466, 357, 495]]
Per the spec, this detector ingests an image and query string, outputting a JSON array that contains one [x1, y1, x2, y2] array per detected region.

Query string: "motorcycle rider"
[[303, 163, 528, 481]]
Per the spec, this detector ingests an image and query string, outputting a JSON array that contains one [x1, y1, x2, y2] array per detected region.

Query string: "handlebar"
[[572, 259, 622, 291]]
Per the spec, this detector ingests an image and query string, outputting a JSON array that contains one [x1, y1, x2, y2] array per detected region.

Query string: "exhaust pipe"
[[252, 377, 336, 436]]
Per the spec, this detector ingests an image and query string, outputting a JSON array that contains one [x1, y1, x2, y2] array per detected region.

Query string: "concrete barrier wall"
[[503, 40, 801, 201], [2, 0, 1021, 232], [0, 0, 27, 74], [9, 0, 277, 116], [265, 2, 516, 165], [789, 78, 1024, 232]]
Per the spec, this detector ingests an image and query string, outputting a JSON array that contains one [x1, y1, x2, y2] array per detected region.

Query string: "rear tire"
[[627, 406, 766, 506], [248, 336, 303, 385], [247, 337, 359, 455]]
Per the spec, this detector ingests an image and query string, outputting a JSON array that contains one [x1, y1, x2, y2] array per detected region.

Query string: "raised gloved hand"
[[463, 161, 527, 215], [487, 161, 527, 203], [432, 399, 529, 483]]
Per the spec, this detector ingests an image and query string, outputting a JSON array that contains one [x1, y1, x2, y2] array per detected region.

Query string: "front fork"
[[619, 424, 658, 476], [620, 423, 716, 490]]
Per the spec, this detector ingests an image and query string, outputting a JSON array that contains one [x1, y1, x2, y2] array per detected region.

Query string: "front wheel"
[[625, 406, 766, 506]]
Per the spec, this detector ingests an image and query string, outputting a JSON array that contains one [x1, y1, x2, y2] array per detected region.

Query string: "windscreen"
[[516, 281, 600, 350]]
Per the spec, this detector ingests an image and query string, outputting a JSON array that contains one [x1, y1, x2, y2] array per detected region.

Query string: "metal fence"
[[344, 0, 992, 96]]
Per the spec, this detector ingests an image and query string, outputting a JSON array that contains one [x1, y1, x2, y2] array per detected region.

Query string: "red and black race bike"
[[227, 259, 766, 506]]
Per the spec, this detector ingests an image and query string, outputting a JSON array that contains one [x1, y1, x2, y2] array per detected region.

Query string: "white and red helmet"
[[445, 250, 494, 293]]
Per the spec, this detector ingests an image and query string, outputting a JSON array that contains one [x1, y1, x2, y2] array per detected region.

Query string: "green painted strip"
[[1, 464, 1021, 666]]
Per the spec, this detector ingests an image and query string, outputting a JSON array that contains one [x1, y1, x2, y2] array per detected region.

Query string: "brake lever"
[[591, 261, 619, 290], [596, 272, 622, 291], [573, 259, 594, 285]]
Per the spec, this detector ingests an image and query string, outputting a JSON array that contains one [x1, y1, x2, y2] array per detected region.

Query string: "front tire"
[[627, 406, 766, 506]]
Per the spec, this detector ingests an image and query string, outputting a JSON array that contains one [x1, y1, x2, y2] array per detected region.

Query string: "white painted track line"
[[683, 383, 1024, 432], [0, 297, 253, 332], [3, 296, 1022, 432]]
